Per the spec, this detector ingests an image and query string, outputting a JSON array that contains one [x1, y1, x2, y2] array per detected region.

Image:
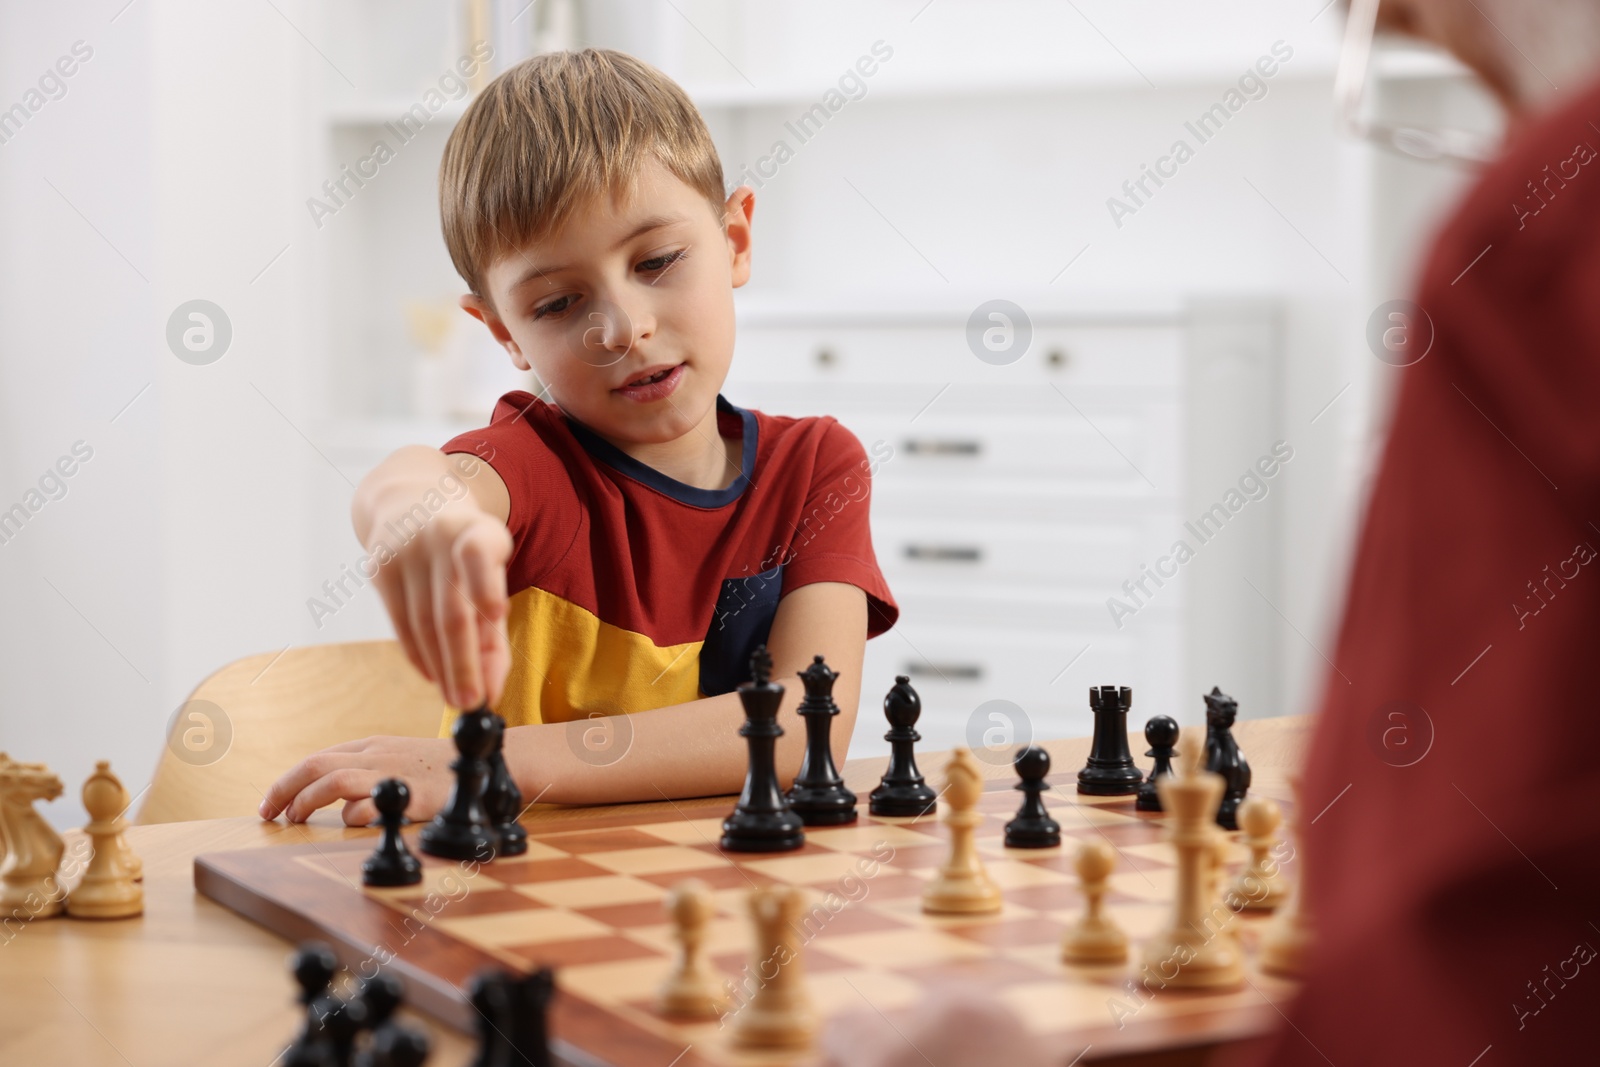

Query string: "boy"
[[261, 50, 897, 826]]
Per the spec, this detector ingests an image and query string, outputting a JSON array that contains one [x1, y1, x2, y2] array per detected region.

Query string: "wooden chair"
[[137, 641, 446, 824]]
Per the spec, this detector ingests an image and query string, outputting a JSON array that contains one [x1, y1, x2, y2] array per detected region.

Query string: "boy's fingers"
[[481, 618, 510, 706], [374, 576, 429, 681], [433, 564, 483, 710], [285, 769, 373, 823], [455, 522, 511, 621], [342, 797, 378, 827], [401, 567, 444, 686], [259, 754, 328, 819]]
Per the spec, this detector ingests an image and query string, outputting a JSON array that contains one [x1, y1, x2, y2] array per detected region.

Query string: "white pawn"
[[66, 761, 143, 920], [922, 749, 1002, 915], [656, 878, 728, 1019], [1061, 839, 1128, 964], [1230, 795, 1288, 912], [1261, 779, 1313, 976]]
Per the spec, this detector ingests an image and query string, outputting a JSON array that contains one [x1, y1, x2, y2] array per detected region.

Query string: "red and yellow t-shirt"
[[442, 392, 897, 728]]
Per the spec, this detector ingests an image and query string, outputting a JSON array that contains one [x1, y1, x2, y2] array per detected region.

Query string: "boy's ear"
[[723, 186, 755, 289], [460, 293, 532, 371]]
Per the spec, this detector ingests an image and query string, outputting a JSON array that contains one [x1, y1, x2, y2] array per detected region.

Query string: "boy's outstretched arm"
[[259, 445, 513, 823], [262, 580, 869, 824], [352, 446, 514, 710]]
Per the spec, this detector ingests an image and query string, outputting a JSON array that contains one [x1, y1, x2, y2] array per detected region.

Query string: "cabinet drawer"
[[732, 323, 1182, 388]]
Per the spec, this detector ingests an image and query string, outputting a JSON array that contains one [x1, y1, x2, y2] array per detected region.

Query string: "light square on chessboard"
[[432, 906, 615, 947], [488, 839, 569, 863], [632, 817, 728, 846], [583, 844, 737, 876], [483, 856, 616, 884], [941, 914, 1070, 948], [514, 873, 668, 909], [740, 851, 901, 886], [800, 823, 942, 851], [815, 927, 995, 968], [558, 954, 677, 1007], [1053, 802, 1148, 828], [982, 858, 1078, 890]]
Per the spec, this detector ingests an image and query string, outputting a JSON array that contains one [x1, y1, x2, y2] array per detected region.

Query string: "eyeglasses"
[[1334, 0, 1498, 165]]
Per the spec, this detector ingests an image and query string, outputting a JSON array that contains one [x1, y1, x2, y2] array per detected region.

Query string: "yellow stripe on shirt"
[[440, 585, 703, 735]]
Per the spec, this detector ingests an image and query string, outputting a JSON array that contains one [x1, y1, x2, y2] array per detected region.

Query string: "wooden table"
[[0, 717, 1309, 1067]]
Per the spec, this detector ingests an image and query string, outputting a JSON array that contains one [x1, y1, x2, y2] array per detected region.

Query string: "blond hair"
[[439, 49, 725, 299]]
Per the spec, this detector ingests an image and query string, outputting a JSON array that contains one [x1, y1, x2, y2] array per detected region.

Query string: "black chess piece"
[[419, 706, 498, 861], [785, 655, 858, 826], [363, 779, 424, 887], [504, 967, 555, 1067], [868, 675, 939, 817], [1076, 685, 1144, 796], [720, 646, 806, 852], [285, 942, 340, 1067], [351, 973, 426, 1067], [1203, 687, 1251, 830], [1135, 716, 1180, 813], [466, 973, 512, 1067], [358, 1024, 431, 1067], [1004, 745, 1061, 848], [481, 712, 528, 857]]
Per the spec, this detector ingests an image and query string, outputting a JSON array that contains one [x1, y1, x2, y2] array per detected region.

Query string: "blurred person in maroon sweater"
[[1254, 0, 1600, 1063]]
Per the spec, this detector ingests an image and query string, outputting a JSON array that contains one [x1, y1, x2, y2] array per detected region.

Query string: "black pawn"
[[1004, 745, 1061, 848], [786, 655, 858, 826], [363, 779, 423, 887], [720, 646, 806, 852], [868, 676, 939, 817], [1135, 716, 1180, 813], [419, 707, 498, 861], [1203, 687, 1251, 830], [284, 942, 339, 1067], [1076, 685, 1144, 796], [481, 712, 528, 857]]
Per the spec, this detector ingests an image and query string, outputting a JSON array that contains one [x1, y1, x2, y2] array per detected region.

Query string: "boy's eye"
[[637, 249, 687, 274], [533, 294, 577, 320]]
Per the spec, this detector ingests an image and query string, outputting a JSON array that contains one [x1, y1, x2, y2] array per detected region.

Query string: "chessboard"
[[195, 773, 1299, 1066]]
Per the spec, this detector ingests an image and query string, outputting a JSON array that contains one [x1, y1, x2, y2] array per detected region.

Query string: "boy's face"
[[464, 161, 754, 447]]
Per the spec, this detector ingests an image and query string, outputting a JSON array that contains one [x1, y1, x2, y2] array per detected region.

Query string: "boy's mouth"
[[614, 362, 685, 402]]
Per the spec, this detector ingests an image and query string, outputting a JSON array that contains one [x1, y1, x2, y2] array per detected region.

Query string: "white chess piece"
[[1139, 735, 1244, 990], [922, 749, 1002, 915], [731, 885, 816, 1050], [1261, 778, 1313, 976], [1230, 795, 1288, 912], [67, 761, 143, 920], [1061, 839, 1128, 963], [657, 878, 728, 1019], [0, 759, 66, 919]]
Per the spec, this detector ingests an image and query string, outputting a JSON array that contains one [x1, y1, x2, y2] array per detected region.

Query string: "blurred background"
[[0, 0, 1501, 826]]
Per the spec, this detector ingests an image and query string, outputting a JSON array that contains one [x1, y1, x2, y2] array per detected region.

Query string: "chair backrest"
[[138, 640, 445, 824]]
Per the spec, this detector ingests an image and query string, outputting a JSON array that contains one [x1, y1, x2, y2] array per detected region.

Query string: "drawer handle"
[[903, 438, 981, 457], [903, 544, 982, 563], [904, 661, 984, 680]]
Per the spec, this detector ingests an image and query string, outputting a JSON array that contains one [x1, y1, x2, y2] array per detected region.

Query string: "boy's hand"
[[259, 735, 457, 825], [375, 504, 514, 711]]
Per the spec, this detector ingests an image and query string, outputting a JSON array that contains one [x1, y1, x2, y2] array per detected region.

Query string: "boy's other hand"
[[258, 735, 456, 826], [376, 507, 513, 710]]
